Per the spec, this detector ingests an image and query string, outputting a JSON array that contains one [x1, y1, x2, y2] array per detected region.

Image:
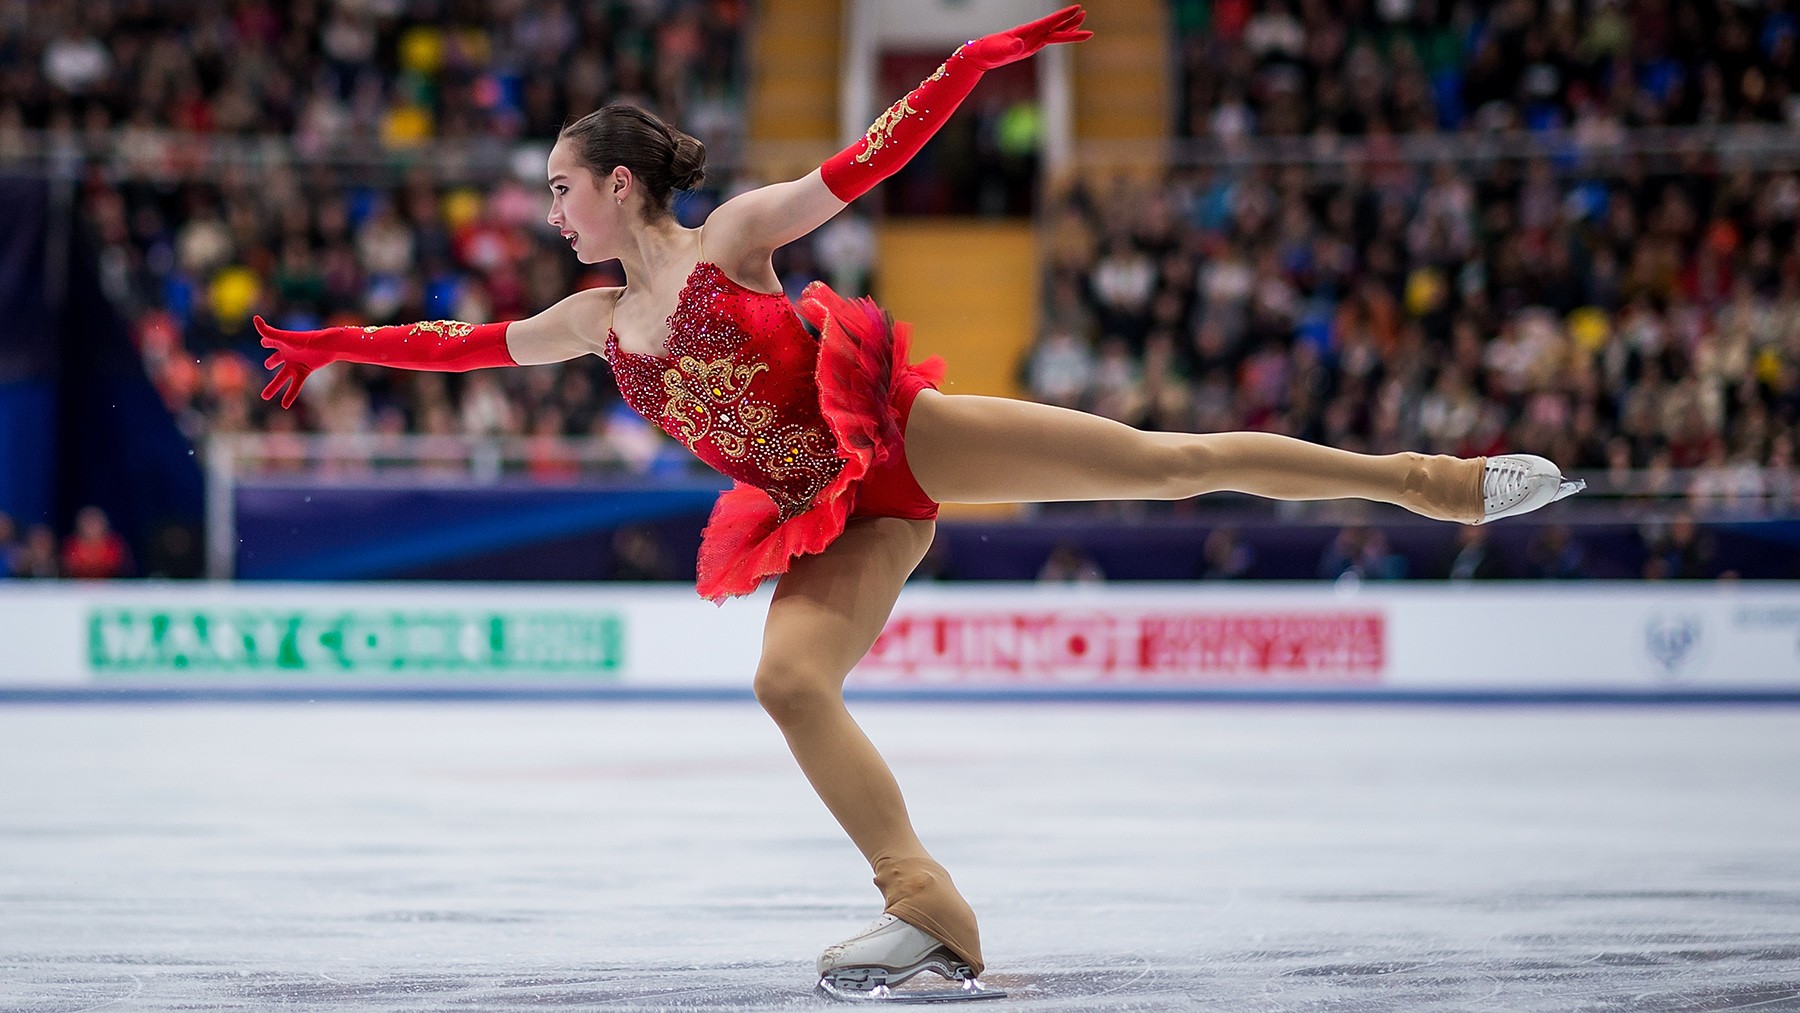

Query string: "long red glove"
[[256, 315, 517, 409], [820, 4, 1090, 202]]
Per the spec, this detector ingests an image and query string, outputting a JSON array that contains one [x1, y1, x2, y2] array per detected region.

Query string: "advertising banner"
[[87, 608, 623, 676], [4, 582, 1800, 698], [859, 609, 1385, 685]]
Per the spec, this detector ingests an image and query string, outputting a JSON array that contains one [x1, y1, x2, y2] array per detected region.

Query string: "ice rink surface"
[[2, 700, 1798, 1012]]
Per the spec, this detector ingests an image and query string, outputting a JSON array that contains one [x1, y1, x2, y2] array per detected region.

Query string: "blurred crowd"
[[1173, 0, 1800, 141], [1032, 513, 1727, 583], [0, 507, 134, 579], [11, 0, 1800, 545], [0, 0, 832, 457], [1026, 156, 1800, 516], [97, 155, 864, 459], [3, 0, 745, 148]]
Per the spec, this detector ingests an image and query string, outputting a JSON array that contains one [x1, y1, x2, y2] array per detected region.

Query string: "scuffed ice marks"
[[0, 965, 821, 1012], [363, 910, 535, 924], [3, 705, 1800, 1011], [8, 952, 1799, 1011]]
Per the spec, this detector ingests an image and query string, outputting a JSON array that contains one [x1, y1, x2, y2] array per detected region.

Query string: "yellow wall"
[[745, 0, 841, 182], [874, 220, 1036, 519], [873, 220, 1036, 400]]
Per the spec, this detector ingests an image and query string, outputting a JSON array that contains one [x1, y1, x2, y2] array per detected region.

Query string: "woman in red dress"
[[256, 6, 1580, 998]]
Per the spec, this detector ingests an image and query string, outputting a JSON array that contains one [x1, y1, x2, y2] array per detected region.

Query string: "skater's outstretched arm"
[[256, 286, 618, 408], [704, 6, 1091, 256]]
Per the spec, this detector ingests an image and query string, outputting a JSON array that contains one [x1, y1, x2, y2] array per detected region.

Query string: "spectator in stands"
[[1319, 525, 1408, 581], [0, 512, 18, 577], [1524, 524, 1587, 579], [1038, 541, 1106, 584], [1441, 524, 1505, 581], [61, 506, 132, 580], [4, 0, 742, 146], [1356, 528, 1409, 580], [1642, 511, 1719, 580], [1176, 0, 1800, 140], [2, 0, 750, 478], [1199, 525, 1255, 579], [609, 526, 675, 582], [12, 524, 60, 579], [1317, 525, 1365, 580], [812, 210, 876, 298], [1023, 326, 1096, 409], [1023, 155, 1800, 526], [17, 0, 1800, 590]]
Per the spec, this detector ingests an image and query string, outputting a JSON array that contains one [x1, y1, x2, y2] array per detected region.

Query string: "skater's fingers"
[[260, 369, 288, 403], [1049, 29, 1093, 44], [280, 367, 308, 410], [263, 350, 283, 370], [1027, 6, 1086, 44], [1015, 4, 1082, 37], [1048, 6, 1087, 33]]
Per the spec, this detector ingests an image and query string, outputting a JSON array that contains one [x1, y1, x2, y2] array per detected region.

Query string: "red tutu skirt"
[[693, 283, 945, 603]]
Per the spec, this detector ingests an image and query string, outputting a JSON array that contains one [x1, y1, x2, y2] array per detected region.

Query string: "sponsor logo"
[[1643, 613, 1703, 678], [1733, 606, 1800, 661], [88, 609, 623, 676], [856, 610, 1384, 685]]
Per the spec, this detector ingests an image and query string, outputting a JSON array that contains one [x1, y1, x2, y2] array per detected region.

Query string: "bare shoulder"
[[563, 285, 623, 312], [699, 170, 843, 268], [503, 285, 623, 365]]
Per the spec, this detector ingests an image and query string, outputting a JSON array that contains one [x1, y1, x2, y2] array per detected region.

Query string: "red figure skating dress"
[[604, 263, 945, 602]]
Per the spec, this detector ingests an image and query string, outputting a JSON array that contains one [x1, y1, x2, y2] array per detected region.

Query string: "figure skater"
[[256, 6, 1582, 1000]]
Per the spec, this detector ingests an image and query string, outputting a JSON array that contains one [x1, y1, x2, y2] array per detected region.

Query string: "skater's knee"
[[1397, 452, 1433, 497], [753, 661, 842, 727], [1134, 437, 1216, 500]]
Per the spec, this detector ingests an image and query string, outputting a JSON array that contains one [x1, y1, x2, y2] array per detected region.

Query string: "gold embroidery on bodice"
[[659, 353, 842, 519]]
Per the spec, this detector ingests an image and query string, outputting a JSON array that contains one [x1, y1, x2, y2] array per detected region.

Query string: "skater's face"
[[546, 140, 630, 264]]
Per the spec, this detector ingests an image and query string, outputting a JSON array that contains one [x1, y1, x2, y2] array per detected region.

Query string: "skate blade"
[[817, 953, 1004, 1004], [1553, 477, 1586, 502], [816, 976, 1005, 1004]]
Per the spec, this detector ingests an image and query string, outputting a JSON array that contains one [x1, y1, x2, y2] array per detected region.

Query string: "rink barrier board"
[[3, 582, 1800, 700], [3, 687, 1798, 704]]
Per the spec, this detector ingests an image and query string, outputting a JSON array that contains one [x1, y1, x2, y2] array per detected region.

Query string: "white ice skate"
[[1476, 454, 1585, 524], [816, 914, 1003, 1004]]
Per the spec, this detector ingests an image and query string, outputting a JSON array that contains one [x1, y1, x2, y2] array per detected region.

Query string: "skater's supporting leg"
[[757, 516, 985, 974], [903, 391, 1486, 522]]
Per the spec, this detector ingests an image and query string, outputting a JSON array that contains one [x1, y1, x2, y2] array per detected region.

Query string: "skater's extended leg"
[[904, 391, 1488, 522], [757, 516, 984, 974]]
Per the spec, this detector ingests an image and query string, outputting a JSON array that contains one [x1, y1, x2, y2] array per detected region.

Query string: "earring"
[[616, 197, 624, 205]]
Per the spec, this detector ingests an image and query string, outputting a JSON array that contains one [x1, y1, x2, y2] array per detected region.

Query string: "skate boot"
[[1476, 454, 1585, 524], [816, 914, 1002, 1003]]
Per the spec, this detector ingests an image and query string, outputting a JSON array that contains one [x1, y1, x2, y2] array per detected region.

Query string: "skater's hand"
[[256, 315, 342, 409], [961, 5, 1091, 71]]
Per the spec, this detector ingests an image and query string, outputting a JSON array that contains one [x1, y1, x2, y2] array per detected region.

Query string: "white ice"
[[2, 702, 1798, 1010]]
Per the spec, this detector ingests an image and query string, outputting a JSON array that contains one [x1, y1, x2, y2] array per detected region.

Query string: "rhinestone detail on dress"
[[605, 263, 845, 520]]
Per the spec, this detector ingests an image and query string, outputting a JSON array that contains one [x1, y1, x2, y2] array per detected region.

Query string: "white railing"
[[1074, 123, 1800, 173]]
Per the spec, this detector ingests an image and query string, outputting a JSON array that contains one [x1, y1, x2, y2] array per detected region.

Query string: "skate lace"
[[1483, 457, 1532, 504]]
